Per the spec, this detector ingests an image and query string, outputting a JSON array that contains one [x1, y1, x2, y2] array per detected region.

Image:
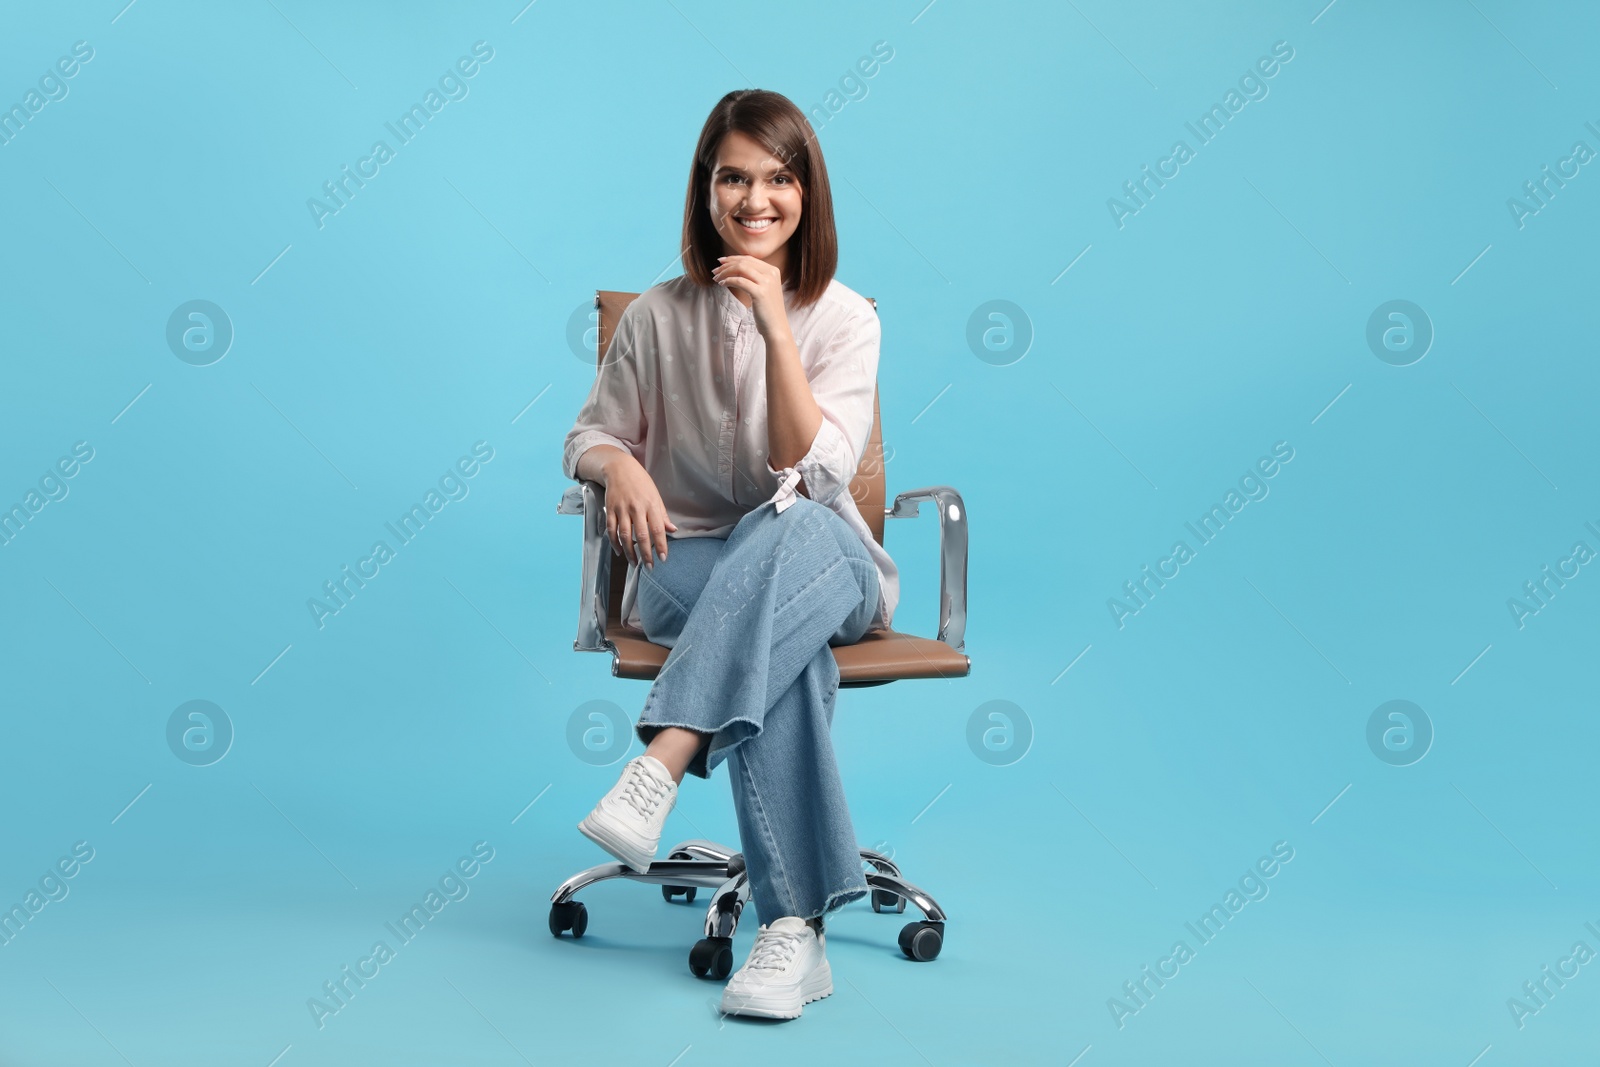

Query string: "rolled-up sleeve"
[[562, 305, 648, 481], [765, 303, 880, 509]]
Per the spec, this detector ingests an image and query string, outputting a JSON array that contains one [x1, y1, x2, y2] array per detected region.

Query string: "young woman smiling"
[[562, 88, 898, 1020]]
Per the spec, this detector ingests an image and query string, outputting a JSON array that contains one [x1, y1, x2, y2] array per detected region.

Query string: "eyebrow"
[[713, 164, 793, 177]]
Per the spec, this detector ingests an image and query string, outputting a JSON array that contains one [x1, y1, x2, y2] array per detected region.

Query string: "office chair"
[[550, 289, 970, 977]]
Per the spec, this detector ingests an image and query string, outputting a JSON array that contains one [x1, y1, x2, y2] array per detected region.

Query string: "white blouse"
[[561, 273, 899, 636]]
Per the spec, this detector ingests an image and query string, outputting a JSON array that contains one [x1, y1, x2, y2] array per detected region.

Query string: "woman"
[[560, 88, 900, 1020]]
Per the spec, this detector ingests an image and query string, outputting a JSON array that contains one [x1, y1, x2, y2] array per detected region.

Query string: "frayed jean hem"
[[634, 715, 760, 781]]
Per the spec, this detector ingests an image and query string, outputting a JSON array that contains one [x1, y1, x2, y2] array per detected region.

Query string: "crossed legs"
[[632, 496, 880, 924]]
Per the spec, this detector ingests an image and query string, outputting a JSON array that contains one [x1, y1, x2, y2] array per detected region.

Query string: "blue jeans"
[[633, 496, 880, 925]]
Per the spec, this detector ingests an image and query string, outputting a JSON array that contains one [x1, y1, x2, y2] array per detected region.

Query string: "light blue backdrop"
[[2, 0, 1596, 1063]]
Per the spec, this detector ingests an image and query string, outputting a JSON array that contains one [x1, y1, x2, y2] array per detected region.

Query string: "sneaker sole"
[[721, 960, 833, 1020], [577, 810, 656, 874]]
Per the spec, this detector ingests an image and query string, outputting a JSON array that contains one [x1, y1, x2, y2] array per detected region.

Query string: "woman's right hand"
[[601, 454, 677, 569]]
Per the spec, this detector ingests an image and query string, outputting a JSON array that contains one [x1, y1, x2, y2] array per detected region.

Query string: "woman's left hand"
[[713, 255, 791, 342]]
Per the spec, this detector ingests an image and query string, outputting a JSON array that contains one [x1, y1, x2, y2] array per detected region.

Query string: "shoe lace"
[[620, 762, 670, 818], [744, 927, 806, 973]]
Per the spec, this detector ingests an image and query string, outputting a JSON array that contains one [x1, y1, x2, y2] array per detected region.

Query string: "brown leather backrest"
[[594, 288, 886, 622]]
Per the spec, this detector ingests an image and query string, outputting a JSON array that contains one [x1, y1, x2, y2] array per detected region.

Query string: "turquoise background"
[[2, 0, 1597, 1063]]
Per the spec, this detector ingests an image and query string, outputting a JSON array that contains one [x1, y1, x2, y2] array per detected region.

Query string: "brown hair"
[[681, 89, 837, 309]]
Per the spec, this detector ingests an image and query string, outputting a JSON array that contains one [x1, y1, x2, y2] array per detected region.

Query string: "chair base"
[[549, 839, 947, 966]]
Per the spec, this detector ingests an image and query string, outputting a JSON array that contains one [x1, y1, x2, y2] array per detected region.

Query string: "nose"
[[741, 181, 771, 214]]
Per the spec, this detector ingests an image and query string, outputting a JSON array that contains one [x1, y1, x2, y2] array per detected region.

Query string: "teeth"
[[737, 218, 775, 231]]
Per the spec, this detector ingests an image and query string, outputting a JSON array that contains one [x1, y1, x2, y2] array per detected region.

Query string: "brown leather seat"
[[605, 623, 970, 685], [583, 289, 970, 688]]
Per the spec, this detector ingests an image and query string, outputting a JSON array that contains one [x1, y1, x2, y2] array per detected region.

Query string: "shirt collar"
[[712, 275, 798, 319], [714, 277, 743, 318]]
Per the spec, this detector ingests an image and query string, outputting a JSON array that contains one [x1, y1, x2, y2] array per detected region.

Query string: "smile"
[[735, 217, 776, 231]]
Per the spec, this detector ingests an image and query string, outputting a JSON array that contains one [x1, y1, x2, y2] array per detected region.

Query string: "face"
[[708, 129, 804, 280]]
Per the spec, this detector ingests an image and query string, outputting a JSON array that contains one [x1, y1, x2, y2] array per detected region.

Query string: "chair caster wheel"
[[898, 921, 942, 961], [871, 889, 906, 914], [549, 901, 588, 938], [662, 884, 698, 904], [689, 936, 734, 980]]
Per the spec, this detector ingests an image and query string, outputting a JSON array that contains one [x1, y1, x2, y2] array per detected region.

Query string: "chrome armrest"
[[885, 485, 968, 652], [557, 483, 586, 515], [557, 480, 613, 652]]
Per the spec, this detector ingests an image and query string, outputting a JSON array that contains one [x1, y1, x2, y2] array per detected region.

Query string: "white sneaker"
[[720, 916, 833, 1020], [577, 754, 677, 873]]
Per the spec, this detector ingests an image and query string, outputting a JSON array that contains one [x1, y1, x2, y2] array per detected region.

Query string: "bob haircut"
[[681, 89, 838, 309]]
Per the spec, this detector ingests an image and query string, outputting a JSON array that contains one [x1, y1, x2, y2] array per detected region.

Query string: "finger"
[[620, 511, 638, 565], [632, 509, 649, 568], [651, 515, 669, 565], [633, 505, 652, 563], [633, 504, 652, 566]]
